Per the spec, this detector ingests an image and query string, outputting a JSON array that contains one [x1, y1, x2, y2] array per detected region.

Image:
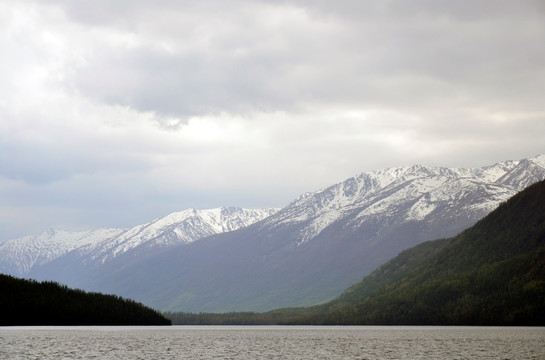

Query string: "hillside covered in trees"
[[168, 179, 545, 325], [0, 275, 170, 325]]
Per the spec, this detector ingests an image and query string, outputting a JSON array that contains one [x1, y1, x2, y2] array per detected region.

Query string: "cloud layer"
[[1, 0, 545, 239]]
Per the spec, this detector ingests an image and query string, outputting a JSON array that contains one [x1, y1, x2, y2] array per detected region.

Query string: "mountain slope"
[[71, 207, 280, 266], [305, 178, 545, 325], [78, 155, 545, 312], [0, 228, 124, 276], [0, 207, 278, 280]]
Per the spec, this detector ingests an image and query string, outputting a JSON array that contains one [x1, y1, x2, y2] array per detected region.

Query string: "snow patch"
[[406, 198, 437, 221]]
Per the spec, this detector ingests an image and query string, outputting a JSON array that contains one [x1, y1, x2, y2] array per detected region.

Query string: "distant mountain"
[[0, 228, 125, 276], [0, 207, 278, 278], [68, 155, 545, 312], [0, 274, 170, 326], [301, 178, 545, 325]]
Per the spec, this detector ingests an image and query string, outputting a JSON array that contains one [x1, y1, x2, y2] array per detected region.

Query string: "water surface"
[[1, 326, 544, 359]]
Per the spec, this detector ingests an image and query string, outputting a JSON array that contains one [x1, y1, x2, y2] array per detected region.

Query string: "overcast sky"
[[1, 0, 545, 240]]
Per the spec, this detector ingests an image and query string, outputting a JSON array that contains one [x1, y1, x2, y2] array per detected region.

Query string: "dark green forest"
[[0, 274, 170, 325], [168, 179, 545, 325]]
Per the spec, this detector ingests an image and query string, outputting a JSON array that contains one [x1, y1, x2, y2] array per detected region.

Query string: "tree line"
[[0, 274, 170, 325]]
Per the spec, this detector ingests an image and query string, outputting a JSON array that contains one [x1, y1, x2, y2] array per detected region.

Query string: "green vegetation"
[[0, 274, 171, 325], [167, 179, 545, 325]]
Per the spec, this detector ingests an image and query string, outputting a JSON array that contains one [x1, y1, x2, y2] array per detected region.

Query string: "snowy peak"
[[84, 206, 280, 264], [2, 155, 544, 313], [265, 155, 545, 245], [494, 159, 545, 188], [0, 207, 278, 276], [0, 228, 124, 275], [96, 156, 545, 312]]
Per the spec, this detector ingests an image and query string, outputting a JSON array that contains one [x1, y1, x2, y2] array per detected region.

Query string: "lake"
[[1, 326, 544, 359]]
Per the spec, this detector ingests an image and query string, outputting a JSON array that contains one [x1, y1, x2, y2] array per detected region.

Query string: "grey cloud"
[[292, 0, 544, 21], [2, 0, 545, 242], [54, 0, 545, 120], [0, 130, 153, 186], [70, 30, 317, 118], [73, 47, 298, 118]]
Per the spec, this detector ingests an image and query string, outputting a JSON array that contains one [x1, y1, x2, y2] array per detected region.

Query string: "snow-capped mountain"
[[78, 207, 279, 265], [264, 155, 545, 246], [2, 155, 545, 313], [0, 207, 278, 277], [77, 155, 545, 312], [0, 228, 124, 276]]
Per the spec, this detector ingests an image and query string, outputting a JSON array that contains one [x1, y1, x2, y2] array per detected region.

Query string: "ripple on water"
[[1, 326, 544, 359]]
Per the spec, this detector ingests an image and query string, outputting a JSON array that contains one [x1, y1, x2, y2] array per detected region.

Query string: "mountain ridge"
[[67, 155, 545, 312], [0, 207, 278, 277], [2, 155, 545, 312], [168, 179, 545, 325], [260, 155, 545, 248]]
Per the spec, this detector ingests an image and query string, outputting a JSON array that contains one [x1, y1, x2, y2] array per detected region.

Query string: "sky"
[[1, 0, 545, 240]]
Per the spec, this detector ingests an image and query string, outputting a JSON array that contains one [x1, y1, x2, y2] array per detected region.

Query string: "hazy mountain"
[[0, 207, 278, 278], [67, 155, 545, 312], [0, 228, 124, 276]]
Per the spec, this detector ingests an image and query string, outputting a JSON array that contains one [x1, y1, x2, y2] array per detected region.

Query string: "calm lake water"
[[1, 326, 544, 359]]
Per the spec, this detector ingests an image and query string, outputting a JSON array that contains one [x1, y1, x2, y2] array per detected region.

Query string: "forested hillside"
[[0, 274, 170, 325], [312, 179, 545, 325], [168, 179, 545, 325]]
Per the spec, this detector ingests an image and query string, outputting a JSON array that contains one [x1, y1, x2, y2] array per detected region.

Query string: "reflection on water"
[[1, 326, 544, 359]]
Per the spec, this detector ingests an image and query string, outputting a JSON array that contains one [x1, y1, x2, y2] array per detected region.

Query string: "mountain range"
[[169, 177, 545, 325], [1, 155, 545, 312], [0, 207, 278, 278]]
